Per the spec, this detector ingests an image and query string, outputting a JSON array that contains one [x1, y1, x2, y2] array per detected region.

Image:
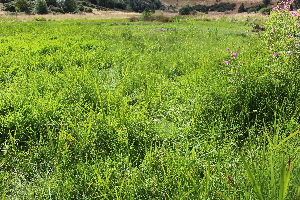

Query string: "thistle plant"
[[264, 0, 300, 68]]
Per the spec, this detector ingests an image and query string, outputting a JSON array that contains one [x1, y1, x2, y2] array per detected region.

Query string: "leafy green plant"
[[179, 5, 194, 15], [14, 0, 31, 13], [259, 7, 272, 15], [35, 0, 48, 14]]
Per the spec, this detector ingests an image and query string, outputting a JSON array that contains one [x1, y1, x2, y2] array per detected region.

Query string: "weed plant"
[[0, 10, 299, 199]]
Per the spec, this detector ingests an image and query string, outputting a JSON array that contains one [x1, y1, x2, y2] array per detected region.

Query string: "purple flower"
[[292, 11, 297, 16], [233, 53, 238, 57], [272, 7, 277, 10], [224, 61, 229, 64], [288, 35, 291, 38], [273, 53, 278, 56]]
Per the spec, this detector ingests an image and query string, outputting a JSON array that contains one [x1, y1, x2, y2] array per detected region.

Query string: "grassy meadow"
[[0, 16, 299, 199]]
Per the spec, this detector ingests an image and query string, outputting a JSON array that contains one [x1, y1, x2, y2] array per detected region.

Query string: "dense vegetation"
[[0, 2, 299, 199]]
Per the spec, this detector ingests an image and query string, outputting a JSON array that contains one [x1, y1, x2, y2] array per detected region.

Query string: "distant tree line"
[[0, 0, 164, 14], [191, 3, 236, 13], [179, 3, 236, 15], [183, 0, 300, 15]]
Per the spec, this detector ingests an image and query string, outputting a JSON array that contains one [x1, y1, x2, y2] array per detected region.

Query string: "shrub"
[[62, 0, 77, 13], [295, 0, 300, 8], [35, 0, 49, 14], [129, 16, 139, 22], [262, 0, 270, 6], [78, 4, 84, 11], [34, 16, 47, 20], [259, 7, 271, 15], [49, 5, 64, 13], [192, 4, 209, 13], [14, 0, 31, 13], [124, 0, 163, 13], [179, 5, 194, 15], [246, 4, 266, 13], [141, 11, 153, 20], [85, 7, 93, 12], [155, 14, 173, 22], [3, 2, 16, 12], [46, 0, 56, 6], [209, 2, 236, 12], [0, 0, 10, 3]]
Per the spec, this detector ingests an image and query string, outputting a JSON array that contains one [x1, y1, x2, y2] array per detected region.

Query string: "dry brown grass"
[[0, 7, 268, 22], [0, 10, 141, 22]]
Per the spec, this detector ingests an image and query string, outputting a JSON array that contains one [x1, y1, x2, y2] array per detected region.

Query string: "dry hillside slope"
[[161, 0, 272, 12]]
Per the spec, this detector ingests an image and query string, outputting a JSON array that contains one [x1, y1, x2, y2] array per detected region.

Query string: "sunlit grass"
[[0, 18, 299, 199]]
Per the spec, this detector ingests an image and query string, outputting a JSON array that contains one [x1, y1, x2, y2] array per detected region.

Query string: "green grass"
[[0, 17, 299, 199]]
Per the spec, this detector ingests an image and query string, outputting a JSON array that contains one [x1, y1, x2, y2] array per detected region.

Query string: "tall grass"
[[0, 17, 299, 199]]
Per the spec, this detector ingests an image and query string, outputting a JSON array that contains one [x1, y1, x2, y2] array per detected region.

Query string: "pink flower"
[[292, 11, 297, 16], [273, 53, 278, 56], [233, 53, 238, 57], [224, 61, 229, 64], [288, 35, 291, 38], [226, 48, 230, 51], [272, 7, 277, 10]]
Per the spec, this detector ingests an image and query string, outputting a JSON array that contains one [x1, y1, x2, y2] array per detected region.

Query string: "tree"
[[46, 0, 57, 6], [238, 3, 246, 13], [35, 0, 48, 14], [15, 0, 31, 13], [63, 0, 77, 12]]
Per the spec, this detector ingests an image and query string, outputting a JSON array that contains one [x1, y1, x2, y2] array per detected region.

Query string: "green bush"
[[246, 4, 265, 13], [209, 2, 236, 12], [295, 0, 300, 8], [14, 0, 31, 13], [3, 1, 16, 12], [259, 7, 271, 15], [46, 0, 56, 6], [192, 4, 209, 13], [62, 0, 77, 13], [35, 0, 49, 14], [179, 5, 194, 15], [85, 7, 93, 12]]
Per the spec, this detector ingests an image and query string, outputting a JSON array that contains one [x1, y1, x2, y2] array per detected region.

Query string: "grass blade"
[[279, 154, 292, 200], [241, 156, 264, 200], [272, 130, 300, 151]]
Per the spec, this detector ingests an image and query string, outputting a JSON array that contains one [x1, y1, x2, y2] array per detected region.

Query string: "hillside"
[[162, 0, 264, 6], [161, 0, 269, 13]]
